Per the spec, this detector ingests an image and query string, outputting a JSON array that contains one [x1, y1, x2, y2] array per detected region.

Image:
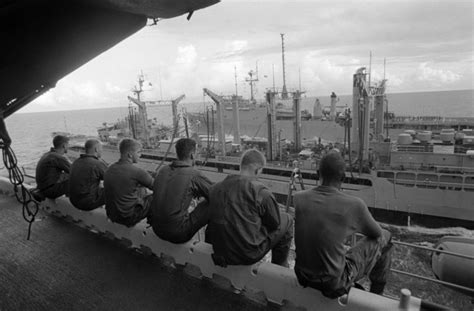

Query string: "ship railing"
[[351, 233, 474, 296]]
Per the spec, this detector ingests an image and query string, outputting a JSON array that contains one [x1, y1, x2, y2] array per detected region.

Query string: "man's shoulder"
[[338, 190, 366, 207], [294, 188, 313, 198], [73, 156, 104, 167]]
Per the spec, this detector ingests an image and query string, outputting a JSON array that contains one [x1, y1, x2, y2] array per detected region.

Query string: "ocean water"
[[1, 89, 472, 171]]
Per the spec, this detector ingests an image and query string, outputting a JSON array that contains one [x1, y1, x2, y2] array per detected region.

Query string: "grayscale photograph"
[[1, 0, 473, 310]]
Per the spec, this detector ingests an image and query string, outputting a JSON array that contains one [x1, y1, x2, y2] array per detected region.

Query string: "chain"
[[1, 142, 39, 240]]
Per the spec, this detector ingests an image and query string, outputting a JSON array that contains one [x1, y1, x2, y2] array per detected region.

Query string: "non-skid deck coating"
[[0, 195, 266, 311]]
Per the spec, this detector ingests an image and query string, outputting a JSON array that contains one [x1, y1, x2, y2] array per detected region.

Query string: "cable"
[[154, 111, 181, 173], [1, 142, 39, 240]]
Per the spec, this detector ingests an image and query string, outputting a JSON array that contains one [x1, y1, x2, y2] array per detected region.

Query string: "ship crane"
[[202, 88, 228, 156], [128, 94, 186, 147]]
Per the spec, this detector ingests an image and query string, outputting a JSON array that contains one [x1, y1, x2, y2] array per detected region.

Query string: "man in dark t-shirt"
[[36, 135, 71, 199], [69, 139, 108, 210], [150, 138, 213, 243], [104, 138, 153, 227], [206, 149, 293, 267], [293, 152, 393, 298]]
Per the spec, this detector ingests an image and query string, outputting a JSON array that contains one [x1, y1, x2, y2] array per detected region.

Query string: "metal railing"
[[350, 234, 474, 297]]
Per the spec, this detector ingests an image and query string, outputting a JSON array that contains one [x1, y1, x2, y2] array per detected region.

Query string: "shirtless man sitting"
[[293, 152, 393, 298]]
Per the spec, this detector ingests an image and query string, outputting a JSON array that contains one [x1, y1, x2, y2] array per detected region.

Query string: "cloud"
[[416, 63, 462, 84], [176, 45, 197, 65], [26, 80, 126, 112], [209, 40, 249, 61]]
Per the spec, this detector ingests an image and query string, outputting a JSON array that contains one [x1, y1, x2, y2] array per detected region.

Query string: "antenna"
[[298, 67, 301, 91], [280, 33, 288, 99], [383, 57, 386, 80], [256, 61, 259, 79], [234, 65, 238, 97], [272, 64, 276, 92], [368, 51, 372, 88], [158, 68, 163, 100]]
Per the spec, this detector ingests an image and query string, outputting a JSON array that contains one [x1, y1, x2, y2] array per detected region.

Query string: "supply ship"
[[77, 65, 474, 229]]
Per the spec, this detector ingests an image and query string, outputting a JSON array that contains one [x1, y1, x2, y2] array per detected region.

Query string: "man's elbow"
[[366, 226, 383, 239]]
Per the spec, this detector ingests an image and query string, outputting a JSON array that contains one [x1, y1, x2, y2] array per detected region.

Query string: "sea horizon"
[[15, 88, 474, 118]]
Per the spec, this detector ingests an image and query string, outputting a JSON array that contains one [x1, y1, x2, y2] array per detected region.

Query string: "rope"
[[1, 142, 39, 240], [154, 113, 180, 173]]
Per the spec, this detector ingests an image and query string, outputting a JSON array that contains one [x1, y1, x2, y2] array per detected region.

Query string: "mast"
[[131, 72, 150, 147], [234, 66, 238, 99], [298, 67, 301, 91], [233, 66, 241, 144], [280, 33, 288, 99], [245, 62, 259, 104], [384, 58, 389, 138]]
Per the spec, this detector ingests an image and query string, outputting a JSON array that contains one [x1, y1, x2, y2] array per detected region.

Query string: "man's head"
[[240, 149, 266, 176], [119, 138, 141, 163], [84, 139, 103, 158], [319, 152, 346, 186], [53, 135, 69, 154], [175, 138, 196, 161]]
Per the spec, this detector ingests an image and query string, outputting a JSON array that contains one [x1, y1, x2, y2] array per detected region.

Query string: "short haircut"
[[319, 152, 346, 183], [119, 138, 140, 155], [53, 135, 69, 149], [175, 138, 196, 160], [84, 139, 100, 153], [240, 149, 266, 170]]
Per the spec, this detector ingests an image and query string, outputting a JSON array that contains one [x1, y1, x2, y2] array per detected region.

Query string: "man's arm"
[[258, 188, 280, 232], [136, 167, 154, 190], [56, 155, 71, 173], [357, 201, 382, 239], [192, 173, 213, 200], [96, 160, 108, 180]]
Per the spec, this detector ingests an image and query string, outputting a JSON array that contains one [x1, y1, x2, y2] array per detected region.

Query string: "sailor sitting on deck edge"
[[150, 138, 213, 243], [104, 138, 154, 227], [206, 149, 294, 267], [293, 152, 393, 299], [35, 135, 71, 199], [69, 139, 108, 211]]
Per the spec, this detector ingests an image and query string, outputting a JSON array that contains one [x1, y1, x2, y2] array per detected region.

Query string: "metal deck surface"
[[0, 194, 266, 311]]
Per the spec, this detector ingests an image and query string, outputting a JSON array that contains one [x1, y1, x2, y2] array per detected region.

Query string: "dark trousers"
[[156, 200, 210, 244], [267, 211, 294, 267], [206, 211, 294, 268], [71, 188, 105, 211], [108, 194, 153, 228], [42, 180, 69, 199], [298, 229, 393, 298]]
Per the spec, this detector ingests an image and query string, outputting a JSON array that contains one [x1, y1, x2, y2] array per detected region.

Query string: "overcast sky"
[[25, 0, 473, 112]]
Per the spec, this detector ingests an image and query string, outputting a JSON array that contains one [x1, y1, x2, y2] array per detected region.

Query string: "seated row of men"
[[36, 135, 392, 299]]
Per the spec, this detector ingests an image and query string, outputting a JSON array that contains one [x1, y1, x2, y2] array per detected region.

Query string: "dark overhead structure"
[[0, 0, 219, 118]]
